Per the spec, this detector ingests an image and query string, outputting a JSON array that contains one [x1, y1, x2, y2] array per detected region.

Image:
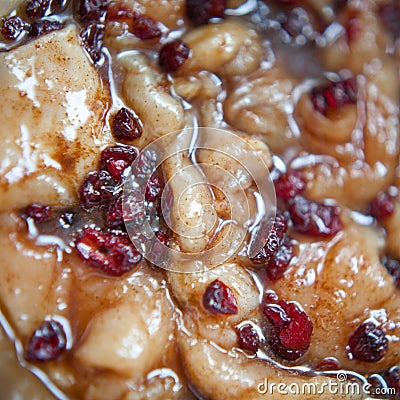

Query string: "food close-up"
[[0, 0, 400, 399]]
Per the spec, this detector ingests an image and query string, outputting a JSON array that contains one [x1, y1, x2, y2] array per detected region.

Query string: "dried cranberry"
[[263, 302, 287, 327], [100, 145, 137, 182], [266, 239, 293, 281], [25, 320, 66, 362], [382, 258, 400, 288], [316, 358, 340, 371], [380, 5, 400, 38], [159, 40, 190, 73], [237, 324, 259, 353], [186, 0, 227, 26], [289, 196, 342, 237], [203, 279, 238, 315], [75, 228, 141, 276], [279, 312, 312, 351], [150, 230, 170, 265], [26, 0, 50, 20], [384, 367, 400, 397], [145, 176, 162, 202], [274, 170, 306, 202], [79, 170, 115, 209], [1, 16, 25, 40], [131, 13, 161, 40], [133, 149, 156, 177], [78, 0, 107, 22], [79, 22, 104, 64], [156, 182, 173, 218], [251, 212, 288, 264], [30, 19, 64, 37], [106, 195, 124, 229], [311, 78, 357, 115], [369, 191, 395, 220], [155, 230, 169, 246], [263, 299, 313, 360], [106, 2, 134, 23], [112, 108, 142, 141], [348, 322, 388, 362], [22, 204, 52, 222], [154, 199, 163, 218]]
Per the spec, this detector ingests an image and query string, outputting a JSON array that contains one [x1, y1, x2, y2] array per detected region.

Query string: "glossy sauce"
[[0, 0, 400, 399]]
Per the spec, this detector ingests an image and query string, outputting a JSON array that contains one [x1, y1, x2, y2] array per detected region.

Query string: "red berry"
[[348, 322, 388, 363], [106, 195, 124, 229], [78, 0, 107, 22], [25, 0, 62, 20], [112, 108, 142, 141], [75, 228, 141, 276], [237, 324, 259, 353], [79, 170, 115, 209], [316, 358, 340, 371], [159, 40, 190, 73], [263, 303, 288, 327], [131, 13, 161, 40], [26, 0, 50, 20], [263, 299, 313, 361], [79, 22, 105, 64], [251, 212, 288, 265], [289, 196, 342, 237], [203, 279, 238, 315], [311, 78, 357, 115], [150, 230, 170, 265], [369, 191, 395, 220], [133, 149, 157, 177], [186, 0, 227, 26], [106, 3, 134, 23], [22, 204, 52, 222], [100, 145, 137, 182], [155, 230, 169, 246], [25, 320, 66, 362], [266, 239, 293, 281], [145, 176, 162, 202], [274, 170, 306, 202], [1, 16, 26, 40], [30, 19, 64, 37]]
